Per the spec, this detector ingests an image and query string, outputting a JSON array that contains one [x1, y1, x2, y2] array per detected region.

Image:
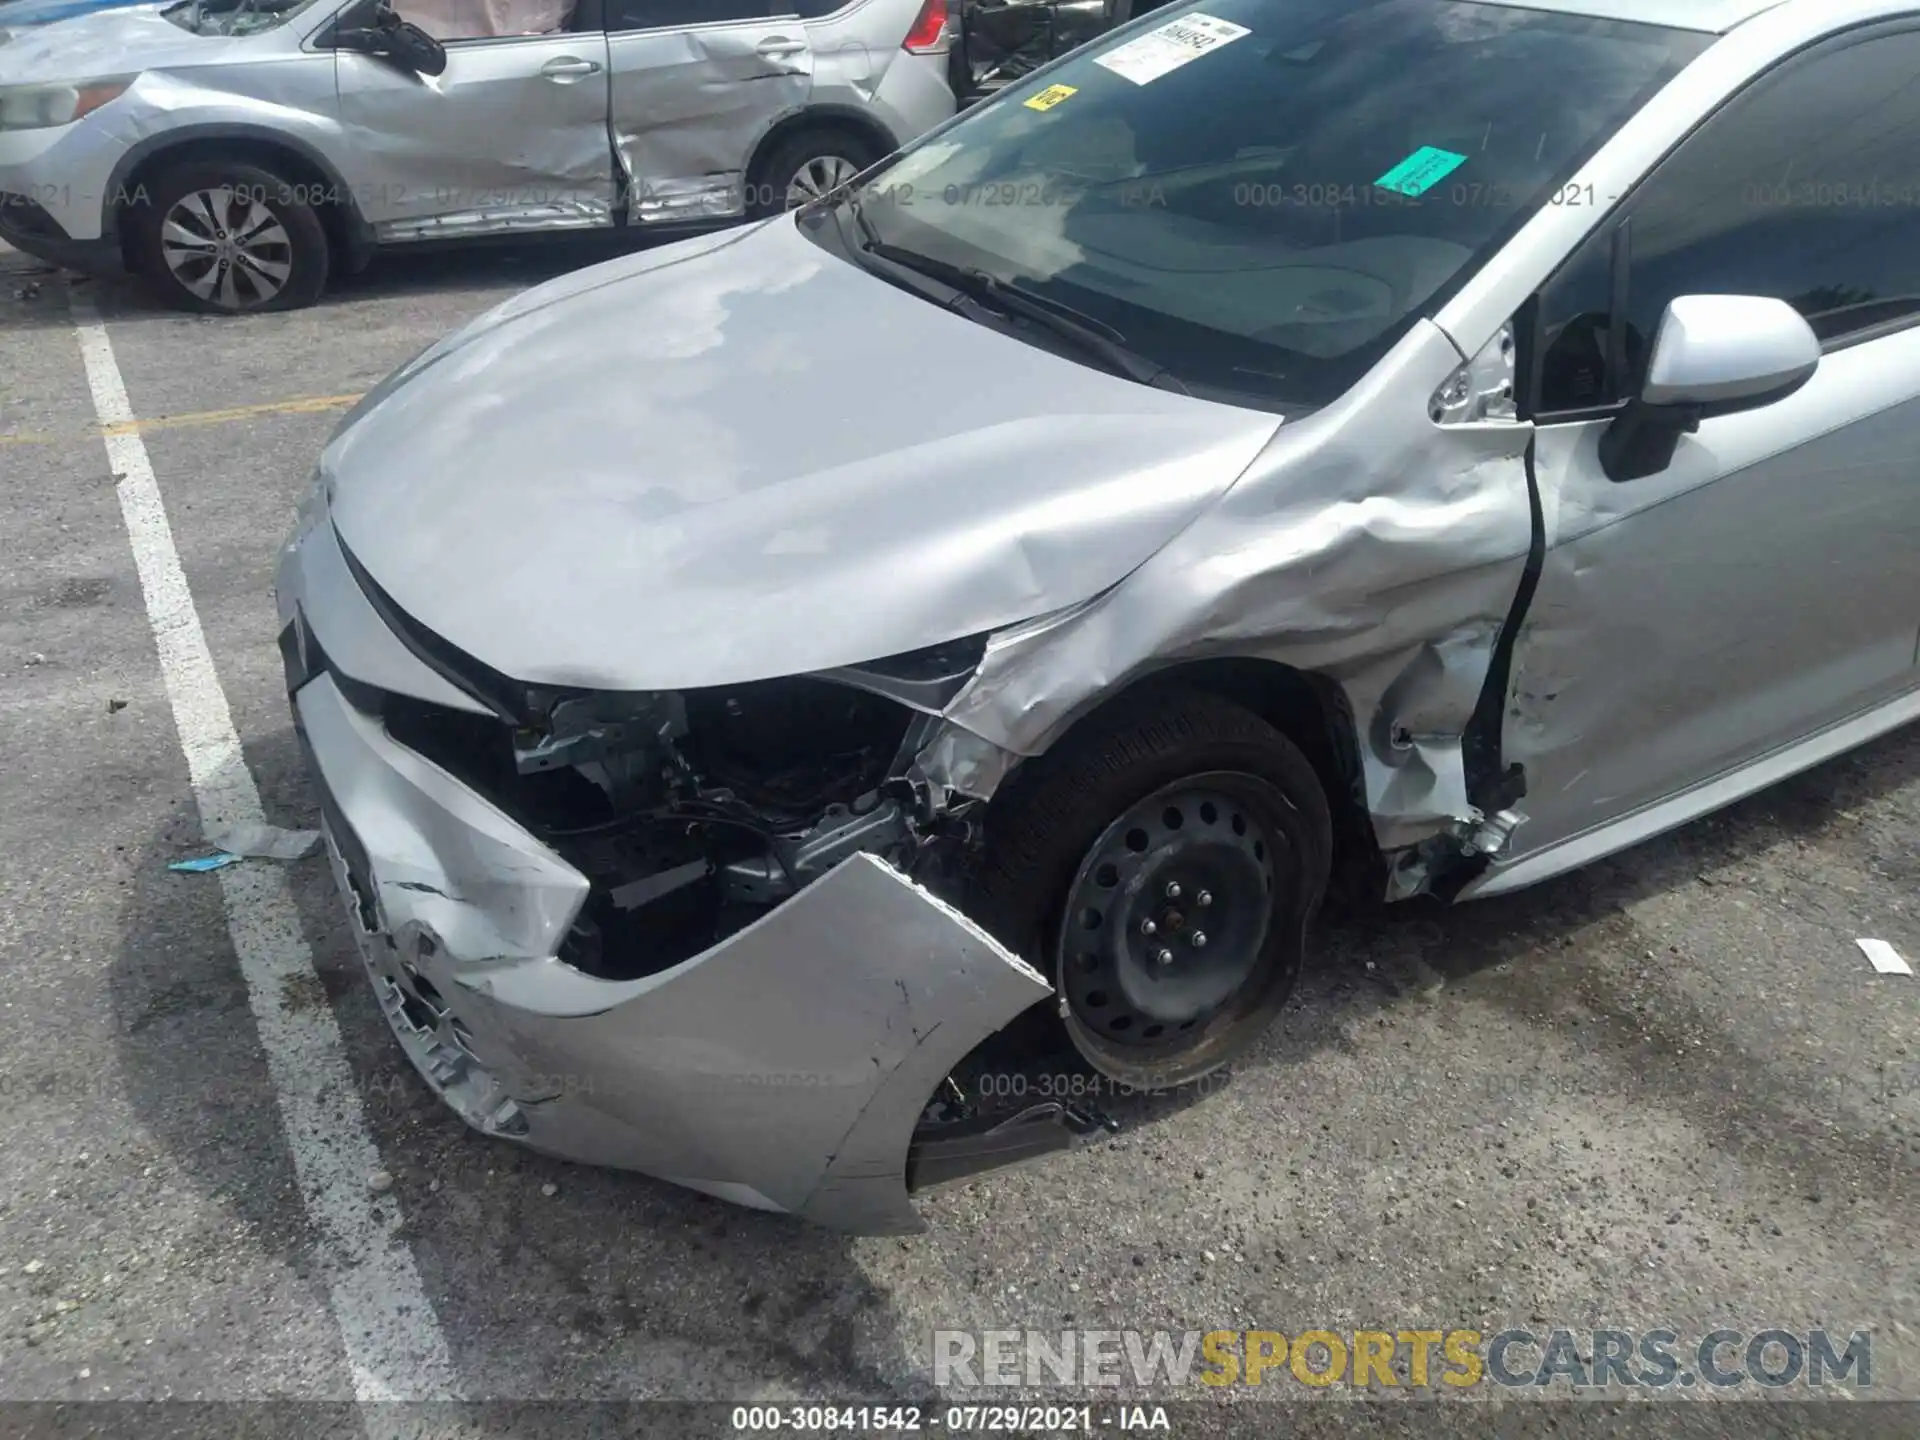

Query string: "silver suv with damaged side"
[[278, 0, 1920, 1230], [0, 0, 956, 311]]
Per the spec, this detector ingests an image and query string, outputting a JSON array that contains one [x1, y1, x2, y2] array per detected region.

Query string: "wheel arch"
[[744, 105, 902, 191], [106, 127, 374, 272], [1020, 657, 1385, 911]]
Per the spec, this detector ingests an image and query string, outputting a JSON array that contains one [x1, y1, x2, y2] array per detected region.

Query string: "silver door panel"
[[608, 22, 812, 224], [1468, 683, 1920, 899], [335, 37, 615, 238], [1501, 323, 1920, 860]]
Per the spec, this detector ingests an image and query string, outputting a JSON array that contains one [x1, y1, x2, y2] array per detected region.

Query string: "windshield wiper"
[[842, 186, 884, 250], [840, 196, 1187, 395], [980, 278, 1189, 394]]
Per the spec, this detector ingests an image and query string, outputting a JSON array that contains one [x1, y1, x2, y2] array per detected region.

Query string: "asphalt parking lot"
[[1, 235, 1916, 1434]]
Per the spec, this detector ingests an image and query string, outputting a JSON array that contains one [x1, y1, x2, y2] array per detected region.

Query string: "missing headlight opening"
[[331, 528, 994, 983], [382, 668, 978, 983]]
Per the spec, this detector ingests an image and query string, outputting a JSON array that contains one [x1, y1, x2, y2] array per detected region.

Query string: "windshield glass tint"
[[849, 0, 1709, 408]]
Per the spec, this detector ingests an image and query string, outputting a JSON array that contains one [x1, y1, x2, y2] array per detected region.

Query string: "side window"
[[1536, 29, 1920, 415], [392, 0, 579, 40], [605, 0, 787, 30]]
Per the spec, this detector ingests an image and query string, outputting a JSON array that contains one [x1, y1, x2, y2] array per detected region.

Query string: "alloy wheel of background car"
[[129, 160, 330, 315], [752, 127, 881, 218], [161, 188, 293, 310], [966, 689, 1333, 1092], [784, 155, 862, 210]]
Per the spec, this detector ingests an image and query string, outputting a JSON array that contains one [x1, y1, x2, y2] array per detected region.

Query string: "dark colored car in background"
[[952, 0, 1180, 102]]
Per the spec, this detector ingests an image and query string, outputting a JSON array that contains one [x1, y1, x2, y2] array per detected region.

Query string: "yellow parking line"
[[102, 392, 366, 436], [0, 391, 364, 447]]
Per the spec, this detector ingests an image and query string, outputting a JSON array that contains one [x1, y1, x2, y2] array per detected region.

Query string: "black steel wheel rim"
[[1055, 773, 1288, 1063]]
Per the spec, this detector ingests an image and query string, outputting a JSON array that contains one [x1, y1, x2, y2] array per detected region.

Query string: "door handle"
[[541, 56, 602, 80], [756, 37, 806, 59]]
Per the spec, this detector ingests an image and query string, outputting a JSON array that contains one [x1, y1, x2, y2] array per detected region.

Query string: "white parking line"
[[68, 286, 459, 1402]]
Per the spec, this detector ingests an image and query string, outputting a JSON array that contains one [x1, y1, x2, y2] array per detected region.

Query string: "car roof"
[[1470, 0, 1791, 34]]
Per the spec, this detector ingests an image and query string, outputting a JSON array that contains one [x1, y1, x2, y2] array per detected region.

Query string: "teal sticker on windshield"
[[1374, 146, 1469, 197]]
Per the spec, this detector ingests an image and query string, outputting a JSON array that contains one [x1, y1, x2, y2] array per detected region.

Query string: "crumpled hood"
[[325, 218, 1282, 691], [0, 7, 237, 79]]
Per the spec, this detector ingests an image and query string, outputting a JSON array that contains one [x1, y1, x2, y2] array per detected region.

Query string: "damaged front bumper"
[[281, 531, 1109, 1230]]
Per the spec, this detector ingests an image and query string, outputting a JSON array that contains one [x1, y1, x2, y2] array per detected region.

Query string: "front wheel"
[[128, 160, 330, 315], [967, 689, 1333, 1091]]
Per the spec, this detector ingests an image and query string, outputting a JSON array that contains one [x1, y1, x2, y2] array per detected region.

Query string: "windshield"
[[833, 0, 1710, 409], [163, 0, 323, 36]]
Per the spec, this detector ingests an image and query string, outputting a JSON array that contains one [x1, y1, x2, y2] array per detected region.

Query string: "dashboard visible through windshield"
[[824, 0, 1710, 409]]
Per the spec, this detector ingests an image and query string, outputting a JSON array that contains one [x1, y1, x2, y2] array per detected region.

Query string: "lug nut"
[[1197, 890, 1212, 907], [1140, 918, 1157, 936], [1165, 881, 1182, 900], [1190, 930, 1208, 949], [1156, 948, 1174, 967]]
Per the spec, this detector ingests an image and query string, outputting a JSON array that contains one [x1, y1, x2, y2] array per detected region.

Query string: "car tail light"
[[903, 0, 949, 53]]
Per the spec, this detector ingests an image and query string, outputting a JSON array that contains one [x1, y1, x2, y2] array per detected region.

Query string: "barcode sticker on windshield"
[[1094, 13, 1251, 86], [1375, 145, 1470, 197]]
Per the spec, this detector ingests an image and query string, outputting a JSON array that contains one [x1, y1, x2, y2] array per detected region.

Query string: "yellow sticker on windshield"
[[1024, 84, 1078, 112]]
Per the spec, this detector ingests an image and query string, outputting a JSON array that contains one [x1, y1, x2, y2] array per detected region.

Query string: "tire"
[[751, 127, 882, 218], [128, 160, 330, 315], [967, 688, 1333, 1091]]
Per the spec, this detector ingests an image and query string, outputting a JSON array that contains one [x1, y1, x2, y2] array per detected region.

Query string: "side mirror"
[[385, 20, 448, 76], [335, 13, 448, 78], [1598, 294, 1820, 482]]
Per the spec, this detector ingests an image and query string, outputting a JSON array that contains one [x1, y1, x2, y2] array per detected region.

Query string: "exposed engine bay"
[[376, 646, 991, 984], [334, 634, 1121, 1200]]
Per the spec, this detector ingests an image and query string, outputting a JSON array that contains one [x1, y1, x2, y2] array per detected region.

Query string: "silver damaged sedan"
[[277, 0, 1920, 1230]]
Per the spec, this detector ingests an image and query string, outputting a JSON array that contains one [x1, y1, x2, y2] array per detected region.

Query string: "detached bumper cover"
[[0, 191, 120, 276], [293, 671, 1054, 1232]]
